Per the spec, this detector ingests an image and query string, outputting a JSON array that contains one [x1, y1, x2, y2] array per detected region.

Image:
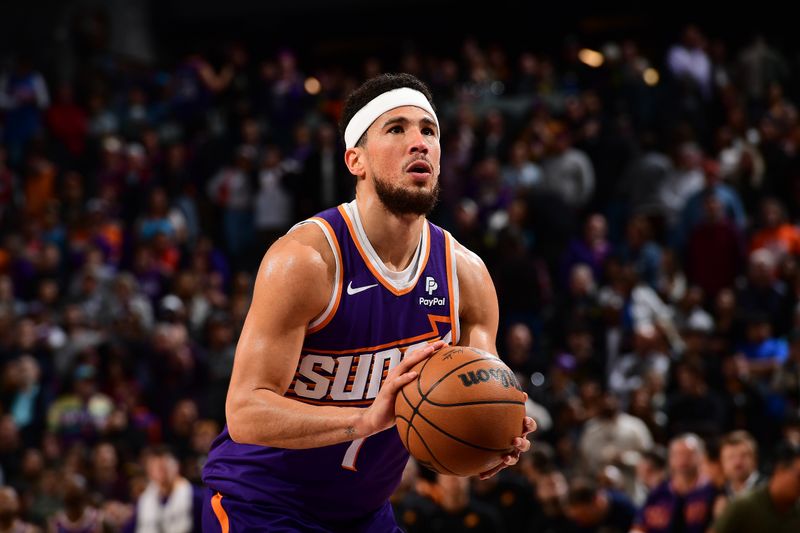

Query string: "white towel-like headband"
[[344, 87, 439, 149]]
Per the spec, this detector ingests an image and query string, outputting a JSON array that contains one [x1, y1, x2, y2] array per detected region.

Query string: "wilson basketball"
[[394, 345, 526, 476]]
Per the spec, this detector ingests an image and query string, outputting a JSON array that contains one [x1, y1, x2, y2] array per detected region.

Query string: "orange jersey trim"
[[443, 231, 457, 345], [304, 314, 450, 355], [211, 493, 229, 533], [337, 204, 431, 296]]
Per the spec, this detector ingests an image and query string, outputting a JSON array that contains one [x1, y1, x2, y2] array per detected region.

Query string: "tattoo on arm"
[[345, 426, 355, 437]]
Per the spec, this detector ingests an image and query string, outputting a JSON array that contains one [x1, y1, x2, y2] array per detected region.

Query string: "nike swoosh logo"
[[347, 281, 379, 295]]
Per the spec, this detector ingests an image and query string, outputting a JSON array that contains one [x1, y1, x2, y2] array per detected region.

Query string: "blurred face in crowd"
[[537, 471, 568, 516], [17, 355, 40, 388], [749, 250, 776, 285], [637, 457, 666, 490], [146, 453, 180, 494], [721, 442, 757, 485], [567, 329, 593, 359], [349, 106, 441, 217], [703, 194, 726, 223], [93, 442, 118, 471], [746, 321, 771, 343], [0, 487, 19, 524], [569, 264, 595, 296], [762, 199, 784, 228], [669, 436, 703, 480], [584, 214, 607, 244], [0, 415, 20, 453], [63, 475, 87, 509], [598, 392, 620, 419], [506, 323, 533, 368]]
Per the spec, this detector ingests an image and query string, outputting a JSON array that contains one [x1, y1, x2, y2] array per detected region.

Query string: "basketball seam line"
[[414, 408, 514, 453], [408, 423, 458, 475], [424, 399, 526, 407], [400, 387, 416, 449]]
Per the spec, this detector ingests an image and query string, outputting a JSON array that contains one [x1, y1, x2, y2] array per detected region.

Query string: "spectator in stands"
[[564, 476, 636, 532], [634, 447, 668, 506], [528, 466, 571, 533], [132, 447, 202, 533], [712, 441, 800, 533], [561, 214, 611, 288], [579, 390, 653, 481], [736, 248, 794, 336], [713, 430, 762, 517], [633, 434, 718, 533], [686, 191, 745, 300], [666, 360, 726, 439], [0, 56, 49, 166], [428, 474, 504, 533], [49, 474, 103, 533], [750, 197, 800, 258], [46, 364, 113, 448], [0, 486, 38, 532]]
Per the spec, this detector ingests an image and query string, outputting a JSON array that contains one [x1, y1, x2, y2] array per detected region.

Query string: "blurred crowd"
[[2, 10, 800, 532]]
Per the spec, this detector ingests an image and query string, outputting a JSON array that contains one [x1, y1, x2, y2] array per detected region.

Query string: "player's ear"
[[344, 147, 366, 178]]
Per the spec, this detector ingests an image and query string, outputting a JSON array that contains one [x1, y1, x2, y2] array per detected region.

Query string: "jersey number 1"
[[341, 438, 366, 471]]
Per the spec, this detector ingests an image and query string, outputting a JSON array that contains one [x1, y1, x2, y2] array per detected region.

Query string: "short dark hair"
[[339, 73, 435, 147], [568, 477, 599, 505], [142, 444, 176, 460], [720, 430, 758, 457], [772, 441, 800, 471], [642, 447, 668, 470]]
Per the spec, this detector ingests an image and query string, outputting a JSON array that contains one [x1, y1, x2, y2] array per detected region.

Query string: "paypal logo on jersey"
[[419, 276, 444, 306], [425, 276, 438, 295]]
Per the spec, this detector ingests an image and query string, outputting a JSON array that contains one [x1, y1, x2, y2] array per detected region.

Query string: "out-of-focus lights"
[[578, 48, 604, 68], [643, 68, 659, 86], [305, 77, 321, 95]]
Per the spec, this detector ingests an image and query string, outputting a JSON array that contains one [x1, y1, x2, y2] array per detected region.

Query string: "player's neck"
[[356, 195, 425, 271]]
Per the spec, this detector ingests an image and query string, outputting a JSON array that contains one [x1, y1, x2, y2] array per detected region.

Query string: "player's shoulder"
[[260, 223, 335, 284], [451, 238, 489, 279]]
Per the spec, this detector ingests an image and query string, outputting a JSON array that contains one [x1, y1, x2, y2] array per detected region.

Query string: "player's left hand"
[[478, 410, 536, 480]]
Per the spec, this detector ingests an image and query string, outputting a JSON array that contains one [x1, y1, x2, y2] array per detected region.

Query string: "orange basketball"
[[394, 345, 526, 476]]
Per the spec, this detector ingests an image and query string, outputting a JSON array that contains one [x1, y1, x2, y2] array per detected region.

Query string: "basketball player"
[[202, 73, 535, 532]]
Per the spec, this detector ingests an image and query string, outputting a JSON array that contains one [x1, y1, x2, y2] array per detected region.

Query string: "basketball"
[[394, 345, 526, 476]]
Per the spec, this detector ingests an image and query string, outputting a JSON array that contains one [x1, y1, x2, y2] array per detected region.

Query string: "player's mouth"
[[405, 160, 433, 180]]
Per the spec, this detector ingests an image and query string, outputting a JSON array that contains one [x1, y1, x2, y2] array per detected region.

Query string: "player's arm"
[[454, 242, 500, 354], [453, 241, 535, 478], [226, 224, 442, 449]]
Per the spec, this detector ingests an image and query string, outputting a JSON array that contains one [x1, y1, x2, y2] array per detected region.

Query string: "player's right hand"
[[356, 340, 446, 438]]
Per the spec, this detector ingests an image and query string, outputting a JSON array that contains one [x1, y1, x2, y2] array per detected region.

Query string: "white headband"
[[344, 87, 439, 149]]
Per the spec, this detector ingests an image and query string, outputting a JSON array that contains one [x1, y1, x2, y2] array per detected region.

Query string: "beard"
[[373, 174, 440, 216]]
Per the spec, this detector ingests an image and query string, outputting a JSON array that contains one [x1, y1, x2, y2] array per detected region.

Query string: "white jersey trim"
[[342, 200, 428, 291], [289, 219, 341, 330]]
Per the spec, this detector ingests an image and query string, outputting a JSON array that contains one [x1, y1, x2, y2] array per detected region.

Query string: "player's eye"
[[422, 127, 435, 136], [388, 125, 403, 134]]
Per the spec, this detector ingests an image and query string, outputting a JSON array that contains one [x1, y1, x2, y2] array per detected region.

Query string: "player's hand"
[[357, 340, 446, 438], [478, 408, 536, 480]]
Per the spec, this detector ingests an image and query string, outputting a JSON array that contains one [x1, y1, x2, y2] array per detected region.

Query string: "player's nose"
[[408, 128, 429, 154]]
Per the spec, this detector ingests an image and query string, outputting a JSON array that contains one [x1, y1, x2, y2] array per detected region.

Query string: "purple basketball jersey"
[[203, 201, 460, 524]]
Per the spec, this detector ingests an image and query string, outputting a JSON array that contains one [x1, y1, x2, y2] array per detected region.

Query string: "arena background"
[[2, 1, 800, 531]]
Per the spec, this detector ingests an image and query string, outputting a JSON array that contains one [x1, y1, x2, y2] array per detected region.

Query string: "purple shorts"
[[201, 488, 402, 533]]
